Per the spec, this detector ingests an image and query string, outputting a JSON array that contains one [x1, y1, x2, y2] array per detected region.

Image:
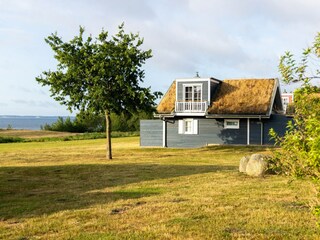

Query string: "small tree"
[[272, 32, 320, 227], [36, 24, 160, 159], [271, 32, 320, 177]]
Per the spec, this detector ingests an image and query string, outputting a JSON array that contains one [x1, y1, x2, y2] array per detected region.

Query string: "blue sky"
[[1, 0, 320, 116]]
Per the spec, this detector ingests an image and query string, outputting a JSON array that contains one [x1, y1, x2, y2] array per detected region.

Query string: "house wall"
[[263, 114, 291, 144], [210, 80, 220, 102], [140, 115, 291, 148], [249, 119, 263, 145], [140, 120, 163, 146], [166, 118, 247, 147], [176, 80, 209, 102]]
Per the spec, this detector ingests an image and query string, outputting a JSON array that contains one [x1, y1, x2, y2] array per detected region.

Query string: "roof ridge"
[[223, 78, 276, 81]]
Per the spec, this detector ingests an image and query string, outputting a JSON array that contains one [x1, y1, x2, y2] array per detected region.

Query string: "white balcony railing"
[[175, 101, 208, 113]]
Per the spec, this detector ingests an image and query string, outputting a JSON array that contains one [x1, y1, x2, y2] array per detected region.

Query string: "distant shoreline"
[[0, 116, 75, 130], [0, 115, 76, 118]]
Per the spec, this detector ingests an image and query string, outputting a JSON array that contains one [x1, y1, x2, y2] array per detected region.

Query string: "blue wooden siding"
[[249, 119, 262, 145], [140, 120, 163, 146], [217, 119, 247, 145], [210, 81, 220, 101], [140, 115, 291, 148], [263, 114, 291, 144]]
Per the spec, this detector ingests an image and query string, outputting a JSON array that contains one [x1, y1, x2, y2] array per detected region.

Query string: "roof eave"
[[206, 114, 270, 119], [267, 78, 280, 116], [154, 113, 175, 119]]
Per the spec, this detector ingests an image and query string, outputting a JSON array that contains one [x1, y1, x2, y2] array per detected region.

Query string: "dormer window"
[[174, 78, 217, 114], [184, 84, 202, 102]]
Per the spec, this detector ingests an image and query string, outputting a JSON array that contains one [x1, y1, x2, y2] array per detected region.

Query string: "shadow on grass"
[[205, 145, 275, 152], [0, 163, 235, 220]]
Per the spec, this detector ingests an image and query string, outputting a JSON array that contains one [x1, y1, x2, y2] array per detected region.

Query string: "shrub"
[[42, 111, 153, 133], [0, 136, 24, 143], [275, 32, 320, 226], [270, 87, 320, 178]]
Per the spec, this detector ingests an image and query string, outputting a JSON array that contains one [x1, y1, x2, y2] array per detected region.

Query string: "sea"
[[0, 116, 75, 130]]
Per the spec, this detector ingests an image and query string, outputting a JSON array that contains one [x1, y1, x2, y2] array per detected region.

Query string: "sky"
[[1, 0, 320, 116]]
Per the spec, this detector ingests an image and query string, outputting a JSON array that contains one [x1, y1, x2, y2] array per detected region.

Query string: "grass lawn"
[[0, 136, 319, 239]]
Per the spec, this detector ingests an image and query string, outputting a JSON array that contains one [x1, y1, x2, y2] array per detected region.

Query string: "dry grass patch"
[[156, 81, 176, 114], [208, 79, 275, 114], [0, 138, 319, 239]]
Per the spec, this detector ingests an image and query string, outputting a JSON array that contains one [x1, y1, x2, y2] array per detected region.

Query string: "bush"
[[270, 87, 320, 178], [42, 111, 153, 133], [42, 116, 98, 133], [285, 103, 295, 115], [0, 136, 24, 143]]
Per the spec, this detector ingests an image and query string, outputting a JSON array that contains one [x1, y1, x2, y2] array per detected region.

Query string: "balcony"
[[175, 101, 208, 113]]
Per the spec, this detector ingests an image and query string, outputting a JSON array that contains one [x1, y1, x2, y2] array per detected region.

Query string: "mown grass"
[[0, 137, 319, 239]]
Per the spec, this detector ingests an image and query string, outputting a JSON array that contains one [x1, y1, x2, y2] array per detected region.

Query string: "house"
[[281, 92, 294, 113], [140, 77, 291, 148]]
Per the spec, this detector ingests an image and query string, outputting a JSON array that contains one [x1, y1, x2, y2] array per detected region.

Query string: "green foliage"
[[36, 23, 160, 115], [74, 111, 105, 132], [285, 103, 295, 115], [42, 111, 153, 133], [111, 111, 153, 132], [273, 32, 320, 225], [41, 115, 103, 133], [0, 136, 24, 143], [36, 23, 161, 158], [41, 117, 83, 132], [273, 31, 320, 177], [270, 89, 320, 177]]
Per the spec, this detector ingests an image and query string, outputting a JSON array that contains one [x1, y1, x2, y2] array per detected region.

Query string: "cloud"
[[11, 99, 55, 108], [1, 0, 320, 115], [8, 85, 48, 96]]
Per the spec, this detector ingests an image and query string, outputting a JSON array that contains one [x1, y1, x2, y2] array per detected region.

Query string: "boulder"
[[245, 154, 268, 177], [239, 156, 250, 173]]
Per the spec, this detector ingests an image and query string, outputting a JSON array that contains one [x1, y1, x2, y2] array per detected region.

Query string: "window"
[[282, 97, 289, 105], [224, 119, 240, 129], [185, 86, 193, 101], [194, 85, 201, 101], [185, 120, 193, 134], [183, 84, 202, 102], [282, 97, 289, 111], [178, 119, 198, 134]]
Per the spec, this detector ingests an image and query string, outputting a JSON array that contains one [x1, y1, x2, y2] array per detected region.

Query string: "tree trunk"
[[105, 110, 112, 159]]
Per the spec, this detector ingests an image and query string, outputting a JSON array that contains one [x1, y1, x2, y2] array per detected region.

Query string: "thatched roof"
[[156, 81, 176, 114], [156, 78, 278, 115], [208, 79, 276, 115]]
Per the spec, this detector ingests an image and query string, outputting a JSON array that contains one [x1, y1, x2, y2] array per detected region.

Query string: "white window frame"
[[184, 119, 193, 134], [224, 119, 240, 129], [178, 119, 198, 134], [183, 84, 202, 102], [282, 96, 289, 111], [282, 97, 289, 105]]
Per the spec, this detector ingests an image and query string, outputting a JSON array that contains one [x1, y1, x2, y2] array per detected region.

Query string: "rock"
[[246, 154, 268, 177], [239, 156, 250, 173]]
